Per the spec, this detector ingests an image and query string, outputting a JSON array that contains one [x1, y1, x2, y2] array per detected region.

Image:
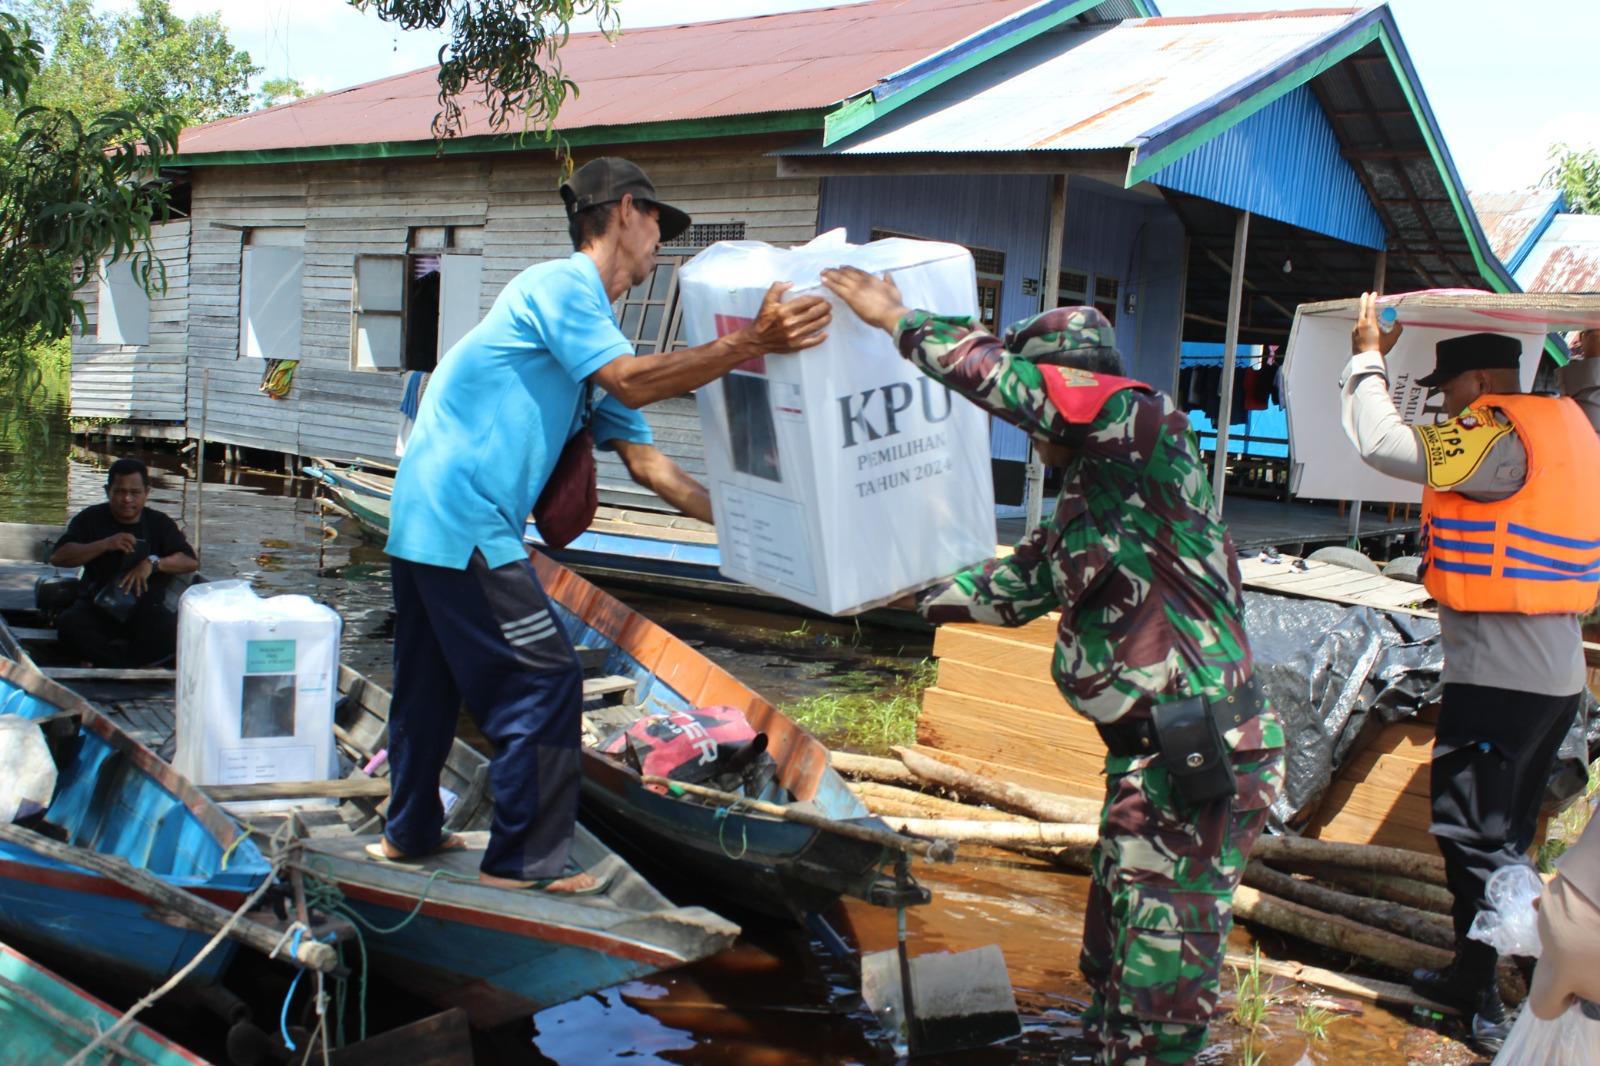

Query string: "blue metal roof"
[[1148, 84, 1385, 249]]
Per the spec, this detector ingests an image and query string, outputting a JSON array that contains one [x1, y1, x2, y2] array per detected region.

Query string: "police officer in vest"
[[1342, 299, 1600, 1055]]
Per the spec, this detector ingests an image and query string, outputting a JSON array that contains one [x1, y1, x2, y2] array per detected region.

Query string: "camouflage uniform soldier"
[[821, 267, 1285, 1065]]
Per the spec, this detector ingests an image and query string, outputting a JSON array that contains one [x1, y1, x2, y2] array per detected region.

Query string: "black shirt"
[[58, 504, 196, 600]]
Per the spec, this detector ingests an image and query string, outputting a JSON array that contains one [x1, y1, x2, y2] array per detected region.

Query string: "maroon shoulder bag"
[[533, 383, 598, 550]]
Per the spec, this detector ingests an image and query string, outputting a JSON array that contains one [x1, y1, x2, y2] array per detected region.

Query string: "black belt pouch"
[[1149, 694, 1237, 808]]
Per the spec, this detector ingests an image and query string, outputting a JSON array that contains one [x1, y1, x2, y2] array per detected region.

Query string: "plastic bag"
[[1469, 863, 1544, 957], [1491, 1003, 1600, 1065], [0, 717, 57, 824]]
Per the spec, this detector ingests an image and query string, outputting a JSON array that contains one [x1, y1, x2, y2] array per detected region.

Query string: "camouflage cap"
[[1001, 305, 1115, 361]]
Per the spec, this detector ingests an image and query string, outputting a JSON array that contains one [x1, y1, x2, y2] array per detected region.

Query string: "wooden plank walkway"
[[1237, 555, 1432, 614]]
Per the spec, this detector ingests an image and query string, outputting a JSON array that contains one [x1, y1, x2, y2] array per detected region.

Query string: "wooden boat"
[[0, 642, 276, 993], [0, 522, 740, 1031], [527, 551, 932, 920], [284, 664, 740, 1029], [0, 940, 213, 1065]]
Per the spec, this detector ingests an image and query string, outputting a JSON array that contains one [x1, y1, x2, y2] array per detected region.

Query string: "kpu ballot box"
[[1283, 291, 1600, 503], [678, 230, 996, 616], [175, 580, 341, 812]]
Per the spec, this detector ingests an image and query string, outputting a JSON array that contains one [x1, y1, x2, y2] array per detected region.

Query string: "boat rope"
[[713, 801, 751, 860], [293, 853, 478, 1043], [278, 926, 337, 1053], [61, 820, 300, 1066]]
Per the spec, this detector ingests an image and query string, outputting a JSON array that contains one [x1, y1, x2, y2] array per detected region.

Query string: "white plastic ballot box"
[[1283, 292, 1600, 505], [175, 581, 341, 811], [677, 230, 997, 616]]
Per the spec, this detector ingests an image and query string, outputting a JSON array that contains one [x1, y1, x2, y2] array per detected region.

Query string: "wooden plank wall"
[[169, 144, 818, 479], [918, 615, 1441, 853], [481, 146, 819, 503], [70, 219, 190, 423]]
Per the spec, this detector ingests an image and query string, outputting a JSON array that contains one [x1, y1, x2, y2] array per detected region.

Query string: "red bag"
[[533, 384, 598, 549], [533, 428, 597, 549]]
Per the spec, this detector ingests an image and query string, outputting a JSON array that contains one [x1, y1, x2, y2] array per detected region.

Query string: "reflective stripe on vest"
[[1421, 394, 1600, 614]]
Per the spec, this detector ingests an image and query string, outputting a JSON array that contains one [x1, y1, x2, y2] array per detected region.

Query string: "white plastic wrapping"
[[1469, 863, 1545, 957], [1491, 1004, 1600, 1066], [678, 230, 996, 615], [0, 717, 55, 824], [175, 580, 341, 812]]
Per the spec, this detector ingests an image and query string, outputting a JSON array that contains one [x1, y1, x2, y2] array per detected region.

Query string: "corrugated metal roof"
[[1469, 189, 1562, 265], [778, 10, 1360, 156], [1146, 83, 1384, 249], [1513, 213, 1600, 292], [178, 0, 1048, 156]]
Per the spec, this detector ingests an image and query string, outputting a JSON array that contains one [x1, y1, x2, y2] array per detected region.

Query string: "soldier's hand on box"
[[821, 266, 910, 335], [753, 281, 830, 353]]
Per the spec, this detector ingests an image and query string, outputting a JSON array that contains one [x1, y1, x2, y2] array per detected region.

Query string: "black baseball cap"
[[1415, 332, 1522, 388], [559, 157, 691, 243]]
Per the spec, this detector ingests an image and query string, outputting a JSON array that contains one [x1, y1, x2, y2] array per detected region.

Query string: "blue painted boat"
[[530, 553, 932, 921], [0, 653, 273, 993], [294, 666, 741, 1029], [0, 939, 213, 1065]]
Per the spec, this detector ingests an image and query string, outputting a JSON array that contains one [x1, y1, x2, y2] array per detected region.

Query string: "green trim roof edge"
[[172, 109, 829, 168], [821, 0, 1117, 147]]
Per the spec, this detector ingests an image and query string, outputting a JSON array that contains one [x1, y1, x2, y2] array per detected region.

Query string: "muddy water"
[[4, 420, 1458, 1063]]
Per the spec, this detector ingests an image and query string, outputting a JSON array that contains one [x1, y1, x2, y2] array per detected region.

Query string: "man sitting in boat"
[[48, 458, 198, 668], [378, 157, 830, 892], [821, 266, 1284, 1066]]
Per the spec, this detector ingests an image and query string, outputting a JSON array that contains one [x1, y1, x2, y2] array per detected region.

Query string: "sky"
[[133, 0, 1598, 195]]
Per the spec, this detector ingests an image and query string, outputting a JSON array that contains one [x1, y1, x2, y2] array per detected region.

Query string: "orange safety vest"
[[1421, 393, 1600, 614]]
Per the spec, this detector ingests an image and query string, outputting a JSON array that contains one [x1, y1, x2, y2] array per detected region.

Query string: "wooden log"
[[1250, 836, 1447, 887], [202, 777, 390, 802], [1275, 863, 1454, 915], [876, 817, 1099, 849], [1223, 954, 1457, 1016], [830, 751, 921, 788], [1242, 861, 1454, 950], [1232, 884, 1453, 977], [892, 746, 1102, 824], [0, 823, 337, 973], [850, 781, 1027, 822]]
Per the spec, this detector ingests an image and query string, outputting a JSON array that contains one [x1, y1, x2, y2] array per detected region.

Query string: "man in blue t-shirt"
[[379, 157, 830, 892]]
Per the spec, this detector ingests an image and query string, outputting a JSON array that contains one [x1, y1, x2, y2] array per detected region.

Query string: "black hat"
[[1415, 332, 1522, 388], [559, 157, 691, 243]]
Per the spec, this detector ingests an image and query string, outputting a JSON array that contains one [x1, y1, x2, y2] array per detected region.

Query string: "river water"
[[0, 379, 1455, 1065]]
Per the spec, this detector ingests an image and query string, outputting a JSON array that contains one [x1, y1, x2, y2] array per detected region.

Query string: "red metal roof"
[[179, 0, 1045, 156]]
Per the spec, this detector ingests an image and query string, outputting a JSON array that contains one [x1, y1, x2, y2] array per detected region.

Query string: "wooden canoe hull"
[[0, 655, 271, 989], [296, 830, 738, 1029], [0, 941, 213, 1065], [530, 552, 925, 918]]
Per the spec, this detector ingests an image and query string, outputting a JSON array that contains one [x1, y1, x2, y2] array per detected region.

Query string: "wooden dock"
[[916, 555, 1600, 855]]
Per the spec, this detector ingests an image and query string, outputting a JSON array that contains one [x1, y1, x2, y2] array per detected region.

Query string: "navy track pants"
[[387, 551, 585, 880]]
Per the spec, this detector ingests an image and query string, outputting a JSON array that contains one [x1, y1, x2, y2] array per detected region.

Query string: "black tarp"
[[1243, 591, 1597, 835]]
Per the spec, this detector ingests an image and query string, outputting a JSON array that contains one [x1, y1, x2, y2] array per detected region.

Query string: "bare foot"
[[479, 870, 601, 893]]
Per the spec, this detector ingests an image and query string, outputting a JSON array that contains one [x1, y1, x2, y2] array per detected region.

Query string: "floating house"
[[69, 0, 1514, 521]]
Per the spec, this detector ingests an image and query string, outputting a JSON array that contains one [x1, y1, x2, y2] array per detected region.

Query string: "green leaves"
[[1540, 142, 1600, 216], [349, 0, 617, 141]]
